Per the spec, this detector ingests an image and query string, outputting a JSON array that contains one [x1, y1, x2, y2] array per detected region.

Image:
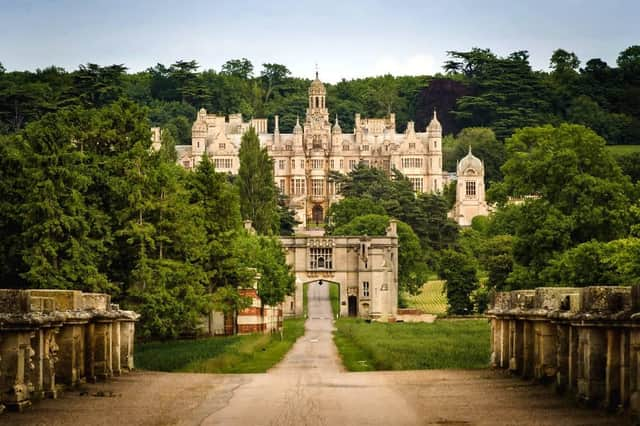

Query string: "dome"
[[457, 147, 483, 174], [308, 72, 326, 95], [427, 109, 442, 132]]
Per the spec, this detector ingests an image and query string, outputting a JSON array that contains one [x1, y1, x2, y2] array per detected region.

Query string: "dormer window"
[[219, 143, 225, 150], [409, 143, 415, 149]]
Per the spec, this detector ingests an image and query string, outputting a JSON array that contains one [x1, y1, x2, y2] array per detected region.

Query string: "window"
[[309, 247, 333, 270], [291, 159, 295, 169], [182, 160, 191, 168], [343, 144, 350, 151], [328, 181, 334, 195], [434, 179, 438, 191], [330, 159, 335, 169], [294, 178, 305, 195], [278, 160, 286, 170], [409, 177, 423, 193], [401, 158, 423, 168], [311, 178, 324, 196], [300, 160, 305, 169], [197, 141, 200, 149], [409, 143, 415, 149], [362, 145, 369, 151], [215, 158, 233, 169], [311, 159, 323, 169], [349, 159, 357, 170], [285, 145, 292, 151], [362, 281, 370, 297], [383, 159, 390, 170], [339, 159, 344, 169], [466, 181, 476, 197], [434, 140, 438, 149], [279, 179, 285, 193], [219, 143, 225, 150]]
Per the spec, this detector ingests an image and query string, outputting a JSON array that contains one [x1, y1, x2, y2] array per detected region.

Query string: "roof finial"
[[433, 107, 437, 119], [335, 114, 339, 125], [296, 115, 300, 126], [315, 63, 319, 80], [468, 145, 472, 155]]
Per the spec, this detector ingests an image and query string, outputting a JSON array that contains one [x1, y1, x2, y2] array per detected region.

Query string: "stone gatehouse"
[[281, 221, 399, 319]]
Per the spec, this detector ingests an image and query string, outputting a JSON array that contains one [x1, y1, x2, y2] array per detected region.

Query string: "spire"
[[294, 115, 302, 134], [274, 114, 280, 133], [332, 114, 342, 134], [468, 145, 472, 155]]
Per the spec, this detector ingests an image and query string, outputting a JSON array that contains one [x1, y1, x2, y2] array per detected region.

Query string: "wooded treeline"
[[2, 45, 640, 145]]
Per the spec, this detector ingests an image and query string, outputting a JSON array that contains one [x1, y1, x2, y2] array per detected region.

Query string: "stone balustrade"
[[0, 289, 138, 413], [487, 285, 640, 414]]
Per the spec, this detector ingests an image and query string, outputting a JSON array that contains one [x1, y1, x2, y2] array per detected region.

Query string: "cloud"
[[372, 54, 439, 77]]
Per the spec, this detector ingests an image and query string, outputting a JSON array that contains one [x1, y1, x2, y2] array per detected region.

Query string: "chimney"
[[386, 219, 398, 237]]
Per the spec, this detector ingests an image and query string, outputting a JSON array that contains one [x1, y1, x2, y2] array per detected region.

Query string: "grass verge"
[[135, 318, 305, 373], [329, 282, 340, 317], [333, 318, 490, 371]]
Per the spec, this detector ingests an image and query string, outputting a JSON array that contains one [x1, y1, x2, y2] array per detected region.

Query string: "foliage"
[[541, 238, 640, 286], [445, 127, 505, 186], [437, 249, 479, 315], [237, 127, 279, 235], [233, 232, 295, 306], [333, 318, 490, 371]]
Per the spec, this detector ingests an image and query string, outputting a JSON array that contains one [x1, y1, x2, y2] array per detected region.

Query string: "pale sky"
[[1, 0, 638, 82]]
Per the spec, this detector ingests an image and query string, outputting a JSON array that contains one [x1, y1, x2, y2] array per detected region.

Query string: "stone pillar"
[[569, 325, 579, 391], [620, 329, 631, 410], [522, 321, 535, 378], [509, 320, 524, 373], [0, 331, 35, 411], [534, 321, 556, 381], [606, 329, 621, 409], [29, 329, 45, 400], [93, 321, 113, 380], [57, 323, 86, 386], [42, 328, 59, 399], [577, 327, 607, 404], [119, 321, 136, 371], [111, 322, 121, 376], [85, 322, 96, 383], [499, 319, 509, 368], [556, 324, 570, 391]]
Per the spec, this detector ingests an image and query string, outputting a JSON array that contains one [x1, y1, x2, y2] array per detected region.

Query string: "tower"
[[426, 109, 443, 192], [453, 147, 488, 226]]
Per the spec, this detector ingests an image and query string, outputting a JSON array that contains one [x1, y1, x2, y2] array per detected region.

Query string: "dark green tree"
[[237, 127, 279, 234]]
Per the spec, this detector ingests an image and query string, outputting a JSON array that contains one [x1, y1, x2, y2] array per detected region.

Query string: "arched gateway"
[[280, 221, 399, 319]]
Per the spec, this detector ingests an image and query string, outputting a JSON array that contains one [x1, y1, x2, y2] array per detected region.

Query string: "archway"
[[312, 204, 323, 224], [303, 279, 341, 318]]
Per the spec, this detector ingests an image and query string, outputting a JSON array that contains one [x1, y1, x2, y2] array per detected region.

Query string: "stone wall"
[[487, 285, 640, 414], [0, 289, 138, 413]]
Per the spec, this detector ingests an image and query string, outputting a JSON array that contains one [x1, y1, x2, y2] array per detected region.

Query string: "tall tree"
[[237, 127, 279, 234]]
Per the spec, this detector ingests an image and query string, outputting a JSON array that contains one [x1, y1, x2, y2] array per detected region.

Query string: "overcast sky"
[[1, 0, 638, 82]]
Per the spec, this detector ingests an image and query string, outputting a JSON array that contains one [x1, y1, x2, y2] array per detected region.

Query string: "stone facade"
[[488, 285, 640, 415], [0, 289, 138, 413], [451, 147, 489, 226], [281, 221, 399, 320], [174, 74, 446, 228]]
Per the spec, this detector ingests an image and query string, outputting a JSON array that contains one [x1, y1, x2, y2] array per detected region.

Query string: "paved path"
[[5, 283, 627, 425]]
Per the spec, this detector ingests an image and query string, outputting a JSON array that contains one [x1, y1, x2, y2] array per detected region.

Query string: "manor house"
[[174, 73, 447, 228]]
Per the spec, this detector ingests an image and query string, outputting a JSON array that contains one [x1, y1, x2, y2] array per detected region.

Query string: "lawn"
[[333, 318, 491, 371], [135, 318, 305, 373], [403, 280, 448, 315], [605, 145, 640, 155]]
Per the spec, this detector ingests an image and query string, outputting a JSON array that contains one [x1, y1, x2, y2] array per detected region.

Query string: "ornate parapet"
[[0, 289, 139, 413], [487, 285, 640, 415]]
